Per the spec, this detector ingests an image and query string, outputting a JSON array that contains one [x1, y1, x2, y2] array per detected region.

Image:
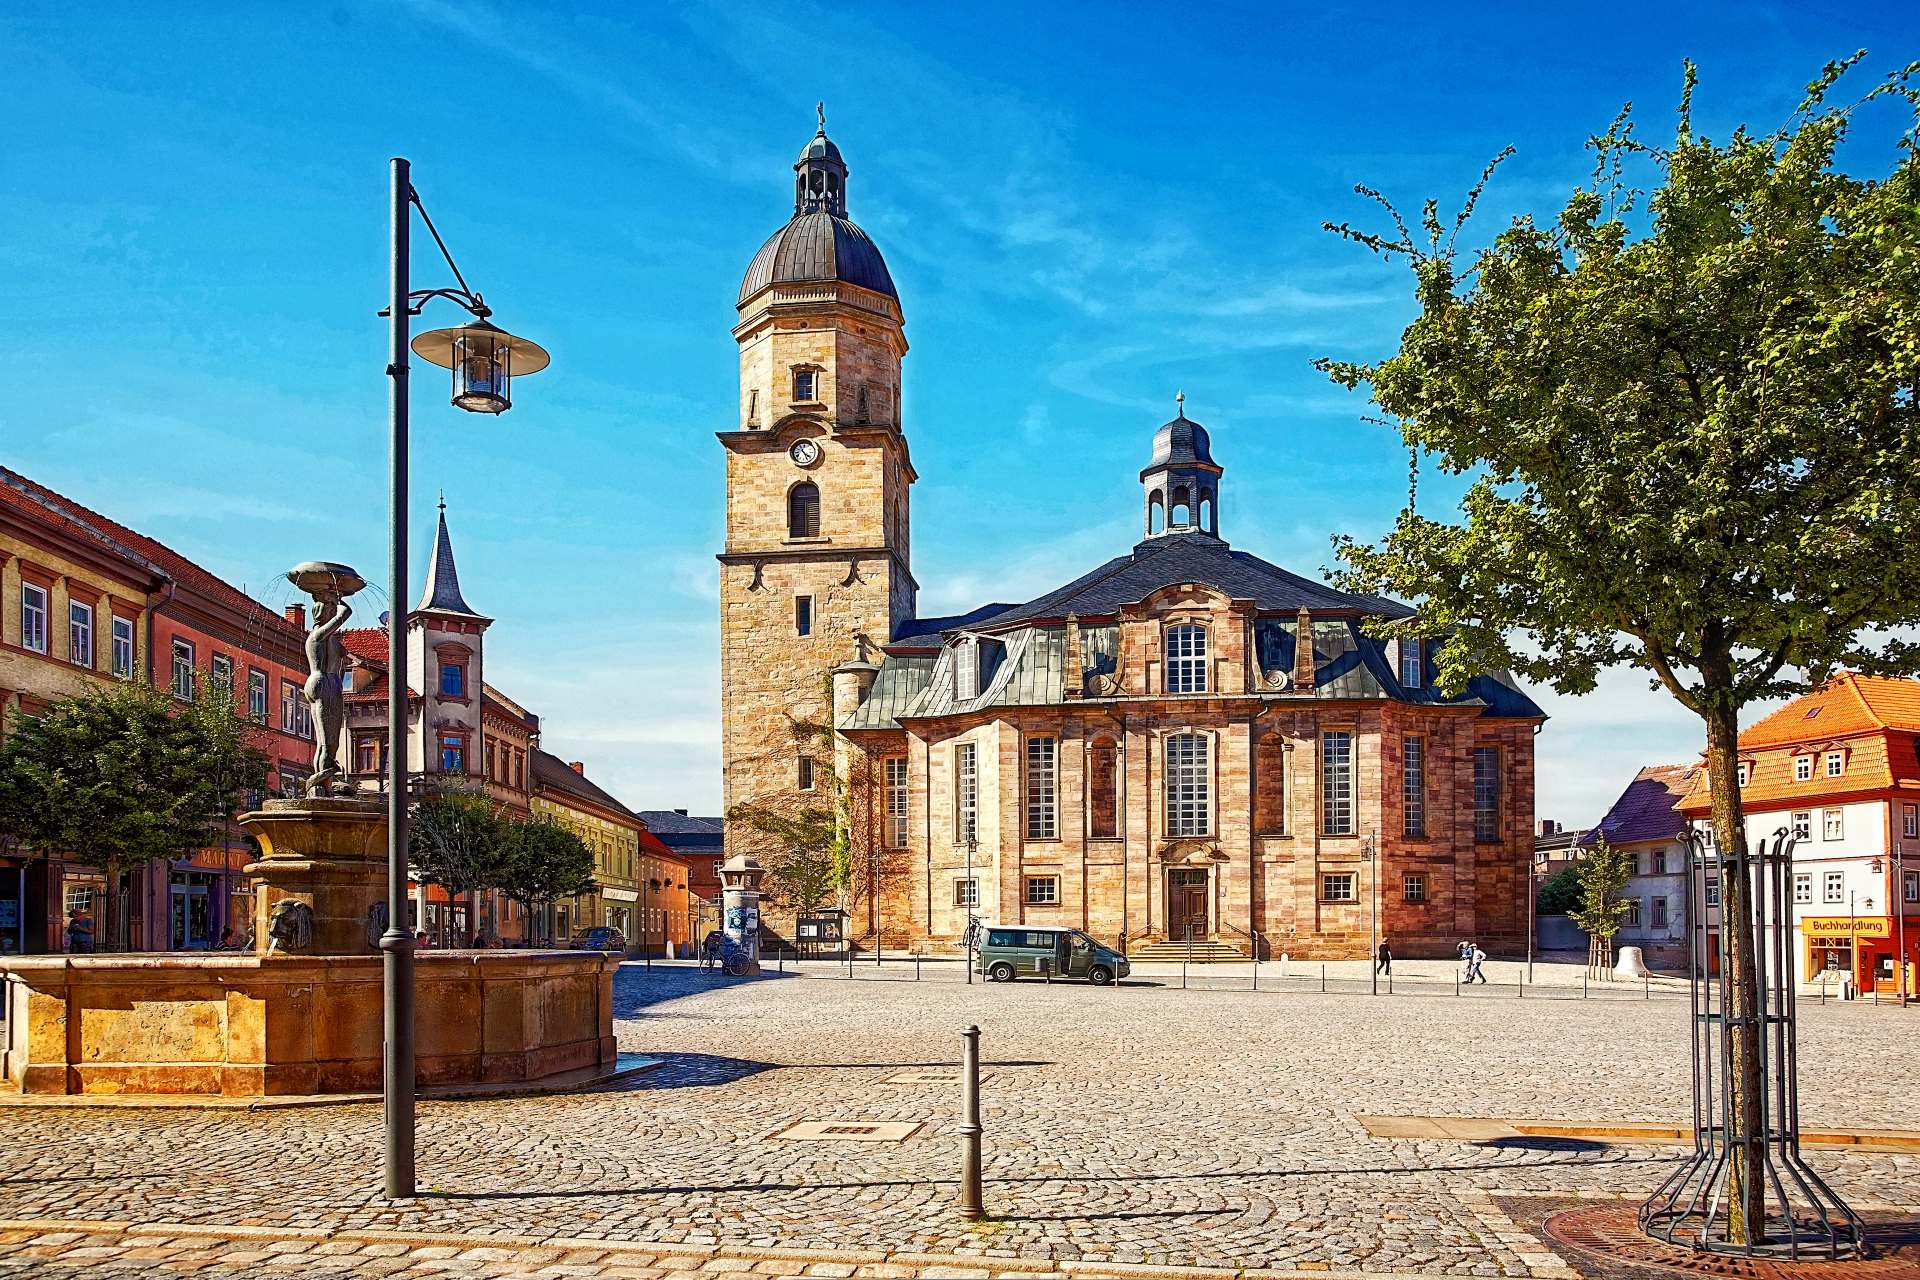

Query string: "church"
[[718, 121, 1545, 959]]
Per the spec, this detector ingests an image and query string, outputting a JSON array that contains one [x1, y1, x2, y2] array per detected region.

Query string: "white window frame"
[[68, 599, 93, 667], [210, 652, 233, 694], [1624, 897, 1642, 928], [1321, 731, 1354, 836], [1736, 762, 1751, 787], [1321, 872, 1357, 903], [1398, 638, 1422, 688], [1164, 623, 1208, 695], [1794, 755, 1812, 782], [1824, 750, 1844, 778], [280, 678, 301, 733], [792, 368, 818, 401], [1794, 872, 1813, 904], [1904, 803, 1919, 840], [1402, 736, 1425, 838], [1823, 870, 1844, 903], [171, 637, 196, 699], [883, 757, 909, 849], [110, 614, 135, 678], [1792, 811, 1812, 841], [1905, 870, 1919, 904], [953, 878, 979, 909], [955, 741, 978, 845], [1165, 732, 1211, 837], [1823, 808, 1843, 841], [1024, 736, 1058, 840], [248, 669, 269, 723], [955, 638, 980, 701], [1705, 876, 1721, 908], [20, 582, 48, 654], [1024, 875, 1059, 906]]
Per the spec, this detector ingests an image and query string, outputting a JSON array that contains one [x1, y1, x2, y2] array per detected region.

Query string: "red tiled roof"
[[0, 472, 162, 585], [639, 827, 687, 865], [1741, 673, 1920, 746], [0, 466, 301, 644], [341, 628, 391, 661]]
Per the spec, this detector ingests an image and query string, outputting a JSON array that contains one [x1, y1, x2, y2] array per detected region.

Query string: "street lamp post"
[[1367, 831, 1378, 996], [380, 157, 547, 1199], [965, 832, 977, 985], [1526, 849, 1548, 983], [1895, 848, 1908, 1007]]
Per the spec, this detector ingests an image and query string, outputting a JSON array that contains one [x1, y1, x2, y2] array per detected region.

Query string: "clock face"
[[789, 439, 821, 467]]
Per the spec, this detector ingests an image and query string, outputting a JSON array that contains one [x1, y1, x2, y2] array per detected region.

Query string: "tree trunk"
[[102, 856, 123, 954], [1705, 695, 1767, 1245]]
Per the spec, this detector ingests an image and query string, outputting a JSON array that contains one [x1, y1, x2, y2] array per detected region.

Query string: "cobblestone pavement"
[[2, 969, 1914, 1279]]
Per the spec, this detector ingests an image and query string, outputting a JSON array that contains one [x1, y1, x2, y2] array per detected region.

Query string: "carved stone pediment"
[[1156, 839, 1227, 865]]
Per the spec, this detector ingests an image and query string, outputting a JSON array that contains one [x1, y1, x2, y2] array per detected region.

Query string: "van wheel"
[[1089, 965, 1113, 986], [988, 962, 1015, 983]]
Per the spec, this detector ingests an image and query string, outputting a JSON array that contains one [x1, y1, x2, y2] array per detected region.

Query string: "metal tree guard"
[[1640, 826, 1866, 1259]]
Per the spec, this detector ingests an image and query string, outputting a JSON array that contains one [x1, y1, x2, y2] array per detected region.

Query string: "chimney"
[[284, 602, 306, 629], [674, 808, 688, 816], [568, 760, 585, 775], [1538, 818, 1561, 836], [1292, 607, 1315, 691]]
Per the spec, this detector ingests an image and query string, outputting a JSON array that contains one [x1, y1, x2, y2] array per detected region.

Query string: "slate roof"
[[1143, 411, 1218, 475], [844, 654, 937, 729], [1581, 764, 1697, 849], [416, 508, 484, 617], [891, 602, 1016, 647], [530, 749, 639, 823], [740, 211, 897, 303], [982, 533, 1415, 630]]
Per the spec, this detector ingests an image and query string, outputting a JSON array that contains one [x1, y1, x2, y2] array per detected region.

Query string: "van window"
[[1022, 931, 1056, 948], [986, 929, 1017, 947]]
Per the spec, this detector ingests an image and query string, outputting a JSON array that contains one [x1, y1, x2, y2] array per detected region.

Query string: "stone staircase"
[[1126, 937, 1249, 964]]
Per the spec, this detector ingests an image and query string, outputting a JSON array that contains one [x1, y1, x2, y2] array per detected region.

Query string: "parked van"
[[976, 925, 1130, 985]]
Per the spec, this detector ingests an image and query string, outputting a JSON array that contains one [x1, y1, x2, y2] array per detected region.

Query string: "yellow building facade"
[[530, 750, 643, 950]]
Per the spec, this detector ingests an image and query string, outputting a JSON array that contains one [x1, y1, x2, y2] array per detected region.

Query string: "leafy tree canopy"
[[495, 814, 596, 911], [1566, 840, 1634, 941], [0, 679, 267, 872], [407, 786, 506, 900]]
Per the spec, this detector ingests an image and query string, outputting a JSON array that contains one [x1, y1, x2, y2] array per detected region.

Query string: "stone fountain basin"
[[0, 949, 618, 1098]]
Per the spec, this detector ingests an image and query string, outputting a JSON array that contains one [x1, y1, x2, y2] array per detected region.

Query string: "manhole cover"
[[769, 1120, 921, 1143], [884, 1070, 964, 1085], [1544, 1204, 1920, 1280]]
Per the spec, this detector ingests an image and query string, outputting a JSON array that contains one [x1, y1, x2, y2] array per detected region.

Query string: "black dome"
[[1144, 412, 1217, 473], [797, 130, 844, 166], [739, 210, 898, 304]]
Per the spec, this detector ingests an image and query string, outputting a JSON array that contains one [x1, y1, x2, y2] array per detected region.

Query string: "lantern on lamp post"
[[411, 318, 549, 415]]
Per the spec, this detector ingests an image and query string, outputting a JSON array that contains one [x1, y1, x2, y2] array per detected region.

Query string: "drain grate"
[[770, 1120, 921, 1143], [883, 1070, 964, 1085]]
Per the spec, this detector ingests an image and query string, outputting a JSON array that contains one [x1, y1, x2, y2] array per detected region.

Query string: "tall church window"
[[788, 482, 820, 538], [884, 758, 909, 848], [1321, 731, 1354, 835], [1088, 737, 1119, 839], [1473, 745, 1502, 842], [1025, 736, 1057, 840], [1165, 623, 1208, 694], [1165, 733, 1210, 837], [955, 742, 978, 844], [1403, 736, 1426, 837]]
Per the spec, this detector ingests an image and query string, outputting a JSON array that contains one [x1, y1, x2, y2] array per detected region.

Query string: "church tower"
[[718, 114, 916, 822]]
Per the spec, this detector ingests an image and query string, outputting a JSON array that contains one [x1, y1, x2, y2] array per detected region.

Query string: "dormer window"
[[1165, 623, 1208, 694], [1824, 750, 1844, 777], [793, 368, 819, 402], [956, 638, 980, 700], [1736, 762, 1751, 787], [1793, 755, 1812, 782], [1399, 639, 1423, 689]]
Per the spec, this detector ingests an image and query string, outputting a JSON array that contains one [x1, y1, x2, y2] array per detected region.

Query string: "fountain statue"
[[287, 561, 365, 797]]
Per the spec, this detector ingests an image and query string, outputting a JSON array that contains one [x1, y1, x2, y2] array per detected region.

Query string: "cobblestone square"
[[3, 966, 1914, 1279]]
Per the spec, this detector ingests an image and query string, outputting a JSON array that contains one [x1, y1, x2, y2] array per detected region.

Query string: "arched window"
[[1148, 492, 1165, 534], [1165, 623, 1208, 694], [1088, 737, 1119, 839], [1171, 485, 1191, 527], [1198, 497, 1212, 532], [788, 482, 820, 538]]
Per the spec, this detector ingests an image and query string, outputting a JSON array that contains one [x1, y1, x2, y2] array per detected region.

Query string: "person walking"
[[1375, 939, 1393, 976], [66, 907, 95, 954], [1469, 942, 1489, 984]]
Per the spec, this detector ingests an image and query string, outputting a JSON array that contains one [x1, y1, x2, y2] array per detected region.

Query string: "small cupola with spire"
[[1141, 392, 1224, 540], [794, 102, 848, 217]]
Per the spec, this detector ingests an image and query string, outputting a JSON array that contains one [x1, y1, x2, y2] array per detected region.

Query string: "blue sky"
[[3, 2, 1914, 823]]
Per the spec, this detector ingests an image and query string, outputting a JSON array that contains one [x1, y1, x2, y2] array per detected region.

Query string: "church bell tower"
[[717, 113, 916, 821]]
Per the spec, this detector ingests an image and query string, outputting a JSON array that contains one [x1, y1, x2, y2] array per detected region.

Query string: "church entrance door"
[[1168, 868, 1209, 941]]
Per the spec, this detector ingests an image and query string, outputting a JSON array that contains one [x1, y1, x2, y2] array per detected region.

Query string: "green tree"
[[1535, 864, 1584, 916], [1566, 840, 1633, 976], [407, 786, 505, 946], [0, 680, 266, 951], [494, 815, 595, 945], [1319, 56, 1920, 1243]]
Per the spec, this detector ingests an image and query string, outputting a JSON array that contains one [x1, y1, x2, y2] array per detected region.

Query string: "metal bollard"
[[1182, 956, 1188, 989], [1644, 974, 1649, 1001], [779, 948, 785, 974], [1321, 963, 1326, 993], [1388, 969, 1393, 995], [1252, 959, 1258, 992], [1456, 968, 1460, 997], [916, 952, 922, 982], [1517, 976, 1523, 999], [958, 1025, 985, 1220]]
